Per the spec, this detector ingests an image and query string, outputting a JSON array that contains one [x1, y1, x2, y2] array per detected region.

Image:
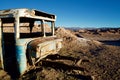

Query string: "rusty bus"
[[0, 8, 62, 77]]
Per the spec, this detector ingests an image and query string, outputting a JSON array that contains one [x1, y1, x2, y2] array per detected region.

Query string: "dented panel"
[[28, 37, 62, 58]]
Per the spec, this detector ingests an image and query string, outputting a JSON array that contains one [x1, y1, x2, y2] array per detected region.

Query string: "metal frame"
[[0, 8, 59, 75], [0, 8, 56, 39]]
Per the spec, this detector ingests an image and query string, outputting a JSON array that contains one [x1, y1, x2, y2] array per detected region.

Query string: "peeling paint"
[[0, 8, 62, 76]]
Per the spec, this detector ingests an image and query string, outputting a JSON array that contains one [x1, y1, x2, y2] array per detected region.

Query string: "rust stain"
[[3, 9, 10, 13]]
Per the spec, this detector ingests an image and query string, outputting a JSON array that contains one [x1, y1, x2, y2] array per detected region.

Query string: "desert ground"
[[0, 27, 120, 80]]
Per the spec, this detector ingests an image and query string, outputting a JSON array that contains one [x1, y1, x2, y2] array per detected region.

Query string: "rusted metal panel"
[[28, 37, 62, 58], [37, 41, 56, 57], [0, 8, 56, 21]]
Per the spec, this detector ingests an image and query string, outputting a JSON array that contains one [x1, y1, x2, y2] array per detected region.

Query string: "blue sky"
[[1, 0, 120, 28]]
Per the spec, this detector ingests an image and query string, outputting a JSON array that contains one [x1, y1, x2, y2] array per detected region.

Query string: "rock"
[[0, 70, 11, 80]]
